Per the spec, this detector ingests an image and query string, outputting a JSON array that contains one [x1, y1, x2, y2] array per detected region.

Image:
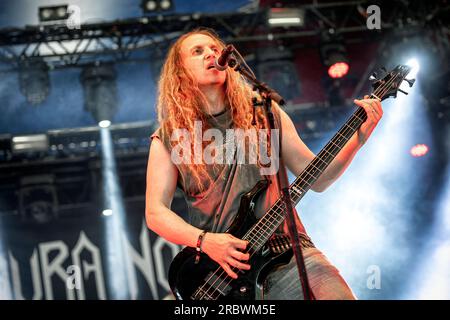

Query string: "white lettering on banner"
[[123, 222, 159, 300], [71, 231, 107, 300], [9, 250, 42, 300], [39, 241, 75, 300], [3, 223, 180, 299], [153, 237, 180, 292], [0, 255, 12, 299]]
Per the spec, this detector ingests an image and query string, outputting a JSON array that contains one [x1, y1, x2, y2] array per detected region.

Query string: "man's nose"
[[204, 48, 216, 59]]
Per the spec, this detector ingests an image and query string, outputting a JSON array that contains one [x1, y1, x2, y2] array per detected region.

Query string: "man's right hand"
[[201, 233, 251, 279]]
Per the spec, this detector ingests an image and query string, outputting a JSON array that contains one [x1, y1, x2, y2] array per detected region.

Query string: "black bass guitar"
[[168, 65, 415, 300]]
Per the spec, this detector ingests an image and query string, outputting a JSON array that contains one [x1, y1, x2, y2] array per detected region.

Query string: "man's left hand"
[[354, 95, 383, 144]]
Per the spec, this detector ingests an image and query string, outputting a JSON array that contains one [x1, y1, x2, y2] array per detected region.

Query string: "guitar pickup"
[[268, 234, 292, 254]]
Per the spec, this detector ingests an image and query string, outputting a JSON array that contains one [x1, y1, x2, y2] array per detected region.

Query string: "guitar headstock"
[[370, 65, 415, 101]]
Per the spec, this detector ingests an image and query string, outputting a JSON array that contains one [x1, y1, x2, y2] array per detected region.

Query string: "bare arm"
[[145, 137, 203, 247], [145, 137, 250, 279], [278, 96, 382, 192]]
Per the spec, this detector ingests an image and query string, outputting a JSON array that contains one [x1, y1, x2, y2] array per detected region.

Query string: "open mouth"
[[207, 65, 215, 70]]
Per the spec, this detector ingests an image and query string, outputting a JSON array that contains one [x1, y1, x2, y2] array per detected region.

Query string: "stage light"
[[18, 175, 58, 224], [160, 0, 172, 10], [410, 144, 429, 157], [328, 61, 350, 79], [18, 59, 50, 105], [102, 209, 113, 216], [144, 0, 157, 11], [11, 134, 49, 154], [56, 7, 67, 19], [396, 58, 420, 94], [38, 5, 69, 23], [81, 63, 118, 125], [320, 31, 350, 79], [406, 58, 420, 79], [40, 9, 52, 20], [269, 17, 301, 24], [141, 0, 173, 13], [268, 8, 305, 27], [98, 120, 111, 128]]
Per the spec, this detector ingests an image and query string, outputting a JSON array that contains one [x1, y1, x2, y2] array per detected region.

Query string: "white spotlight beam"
[[100, 127, 129, 299]]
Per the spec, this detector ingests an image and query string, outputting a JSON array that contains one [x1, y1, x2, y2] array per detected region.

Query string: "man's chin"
[[199, 80, 226, 88]]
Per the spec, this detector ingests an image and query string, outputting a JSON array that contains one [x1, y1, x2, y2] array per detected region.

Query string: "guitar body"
[[168, 179, 293, 300]]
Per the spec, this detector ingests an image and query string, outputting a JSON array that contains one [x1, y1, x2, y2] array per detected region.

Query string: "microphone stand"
[[227, 53, 315, 300]]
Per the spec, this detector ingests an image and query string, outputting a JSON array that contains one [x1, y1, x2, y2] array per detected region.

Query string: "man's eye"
[[193, 48, 202, 54]]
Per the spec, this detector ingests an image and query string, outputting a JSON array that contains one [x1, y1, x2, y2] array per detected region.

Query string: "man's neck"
[[201, 85, 226, 115]]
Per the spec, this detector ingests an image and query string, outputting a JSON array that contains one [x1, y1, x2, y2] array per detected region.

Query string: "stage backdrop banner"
[[0, 211, 181, 300]]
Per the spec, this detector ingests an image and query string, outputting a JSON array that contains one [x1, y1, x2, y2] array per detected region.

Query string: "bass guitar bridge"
[[267, 233, 315, 254]]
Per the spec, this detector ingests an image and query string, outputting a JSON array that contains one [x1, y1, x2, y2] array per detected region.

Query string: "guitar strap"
[[270, 105, 316, 300]]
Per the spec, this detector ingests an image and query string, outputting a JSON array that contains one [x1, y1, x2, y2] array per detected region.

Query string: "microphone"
[[214, 45, 235, 71]]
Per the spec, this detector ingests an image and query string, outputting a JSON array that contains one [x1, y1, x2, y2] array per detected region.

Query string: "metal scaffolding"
[[1, 1, 447, 69]]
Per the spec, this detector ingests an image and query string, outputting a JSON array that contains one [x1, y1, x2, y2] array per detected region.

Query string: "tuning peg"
[[398, 88, 408, 95], [404, 78, 415, 87], [369, 72, 378, 81]]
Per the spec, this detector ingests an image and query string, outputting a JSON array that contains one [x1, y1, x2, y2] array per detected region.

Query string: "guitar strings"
[[194, 70, 404, 300]]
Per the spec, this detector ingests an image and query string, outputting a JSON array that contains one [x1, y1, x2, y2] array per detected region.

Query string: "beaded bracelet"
[[195, 230, 207, 264]]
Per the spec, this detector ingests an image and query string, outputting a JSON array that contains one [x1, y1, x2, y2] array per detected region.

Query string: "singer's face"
[[180, 34, 226, 88]]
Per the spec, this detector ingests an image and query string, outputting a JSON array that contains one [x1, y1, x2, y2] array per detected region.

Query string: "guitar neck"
[[243, 103, 370, 251], [290, 104, 368, 202]]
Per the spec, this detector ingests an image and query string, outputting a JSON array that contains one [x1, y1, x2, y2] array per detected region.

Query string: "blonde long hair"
[[156, 28, 270, 194]]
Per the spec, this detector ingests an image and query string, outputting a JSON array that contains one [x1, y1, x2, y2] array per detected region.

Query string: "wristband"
[[195, 230, 207, 264]]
